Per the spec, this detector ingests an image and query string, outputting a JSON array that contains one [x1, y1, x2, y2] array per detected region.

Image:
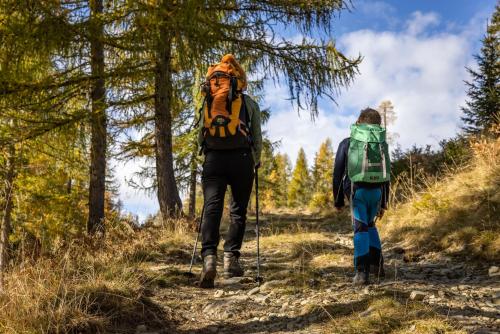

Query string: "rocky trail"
[[137, 214, 499, 334]]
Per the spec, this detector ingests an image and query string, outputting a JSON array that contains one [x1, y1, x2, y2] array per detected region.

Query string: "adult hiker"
[[197, 54, 262, 288], [333, 108, 390, 285]]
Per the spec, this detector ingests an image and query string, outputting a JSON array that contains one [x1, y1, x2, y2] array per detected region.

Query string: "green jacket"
[[197, 94, 262, 166]]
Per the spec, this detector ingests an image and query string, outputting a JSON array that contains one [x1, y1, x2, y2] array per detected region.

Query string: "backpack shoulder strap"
[[194, 96, 207, 128]]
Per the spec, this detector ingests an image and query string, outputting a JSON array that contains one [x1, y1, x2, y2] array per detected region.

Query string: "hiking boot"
[[199, 255, 217, 289], [223, 252, 244, 278], [352, 271, 369, 286]]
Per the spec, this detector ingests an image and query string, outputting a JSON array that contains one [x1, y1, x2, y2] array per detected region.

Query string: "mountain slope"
[[381, 137, 499, 262]]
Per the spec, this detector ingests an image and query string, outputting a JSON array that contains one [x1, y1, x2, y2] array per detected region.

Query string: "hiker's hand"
[[377, 209, 385, 219]]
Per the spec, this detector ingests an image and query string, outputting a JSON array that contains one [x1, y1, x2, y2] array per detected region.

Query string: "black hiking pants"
[[200, 149, 254, 258]]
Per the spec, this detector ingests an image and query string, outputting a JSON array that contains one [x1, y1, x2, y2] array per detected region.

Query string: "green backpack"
[[347, 124, 390, 183]]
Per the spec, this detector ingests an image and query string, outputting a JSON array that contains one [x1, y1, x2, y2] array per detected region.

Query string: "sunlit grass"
[[381, 138, 500, 261]]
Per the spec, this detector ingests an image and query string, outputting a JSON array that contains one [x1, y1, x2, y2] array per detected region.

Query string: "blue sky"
[[337, 0, 495, 33], [265, 0, 497, 164], [117, 0, 498, 221]]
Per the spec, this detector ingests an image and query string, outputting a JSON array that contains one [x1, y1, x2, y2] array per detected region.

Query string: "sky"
[[117, 0, 498, 221]]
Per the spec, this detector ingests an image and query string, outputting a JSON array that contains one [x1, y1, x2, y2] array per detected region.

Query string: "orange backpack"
[[200, 55, 252, 149]]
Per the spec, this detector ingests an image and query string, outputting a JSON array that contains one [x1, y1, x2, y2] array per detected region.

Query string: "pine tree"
[[462, 5, 500, 134], [288, 148, 311, 208], [310, 139, 334, 210]]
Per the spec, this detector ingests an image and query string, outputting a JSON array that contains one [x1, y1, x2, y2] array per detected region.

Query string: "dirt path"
[[139, 214, 500, 334]]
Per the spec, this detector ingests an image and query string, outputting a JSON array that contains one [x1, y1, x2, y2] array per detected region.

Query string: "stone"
[[410, 290, 426, 301], [438, 290, 446, 298], [254, 294, 270, 304], [308, 278, 320, 287], [392, 246, 405, 254], [220, 277, 253, 287], [203, 299, 237, 320], [260, 280, 284, 292], [231, 295, 250, 302], [135, 325, 147, 334], [247, 286, 260, 295], [280, 301, 290, 311], [308, 314, 319, 322], [214, 290, 224, 298], [359, 307, 374, 317], [488, 266, 500, 277]]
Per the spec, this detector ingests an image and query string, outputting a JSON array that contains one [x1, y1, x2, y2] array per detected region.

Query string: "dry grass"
[[261, 232, 334, 255], [319, 296, 466, 334], [309, 252, 350, 270], [381, 137, 500, 261], [0, 225, 186, 333]]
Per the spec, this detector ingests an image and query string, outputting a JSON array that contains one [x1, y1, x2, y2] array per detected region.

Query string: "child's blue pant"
[[352, 188, 383, 271]]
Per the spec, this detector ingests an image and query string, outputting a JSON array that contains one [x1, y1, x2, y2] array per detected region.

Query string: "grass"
[[0, 227, 185, 333], [319, 296, 466, 334], [381, 137, 500, 262]]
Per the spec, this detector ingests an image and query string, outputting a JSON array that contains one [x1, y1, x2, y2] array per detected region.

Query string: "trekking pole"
[[187, 205, 204, 277], [254, 166, 263, 285]]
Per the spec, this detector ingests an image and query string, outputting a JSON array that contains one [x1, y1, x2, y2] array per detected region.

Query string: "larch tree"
[[310, 138, 334, 210], [462, 4, 500, 134], [115, 0, 360, 222], [0, 142, 15, 291], [288, 148, 311, 208], [377, 100, 399, 145], [87, 0, 107, 235], [265, 153, 292, 209]]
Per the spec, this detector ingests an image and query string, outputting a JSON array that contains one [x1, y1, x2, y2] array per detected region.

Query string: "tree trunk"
[[153, 7, 183, 220], [0, 144, 15, 292], [87, 0, 107, 235], [188, 149, 197, 219]]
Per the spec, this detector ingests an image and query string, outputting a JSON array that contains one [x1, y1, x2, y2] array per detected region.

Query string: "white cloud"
[[265, 100, 355, 165], [406, 11, 440, 35], [265, 10, 482, 166]]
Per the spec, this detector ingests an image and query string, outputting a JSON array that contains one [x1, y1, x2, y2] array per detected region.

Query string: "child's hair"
[[357, 108, 382, 125]]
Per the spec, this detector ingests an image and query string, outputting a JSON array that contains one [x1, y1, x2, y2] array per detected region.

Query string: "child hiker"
[[333, 108, 390, 285]]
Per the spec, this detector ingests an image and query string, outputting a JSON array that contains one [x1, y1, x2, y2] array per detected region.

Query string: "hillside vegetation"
[[382, 137, 499, 262]]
